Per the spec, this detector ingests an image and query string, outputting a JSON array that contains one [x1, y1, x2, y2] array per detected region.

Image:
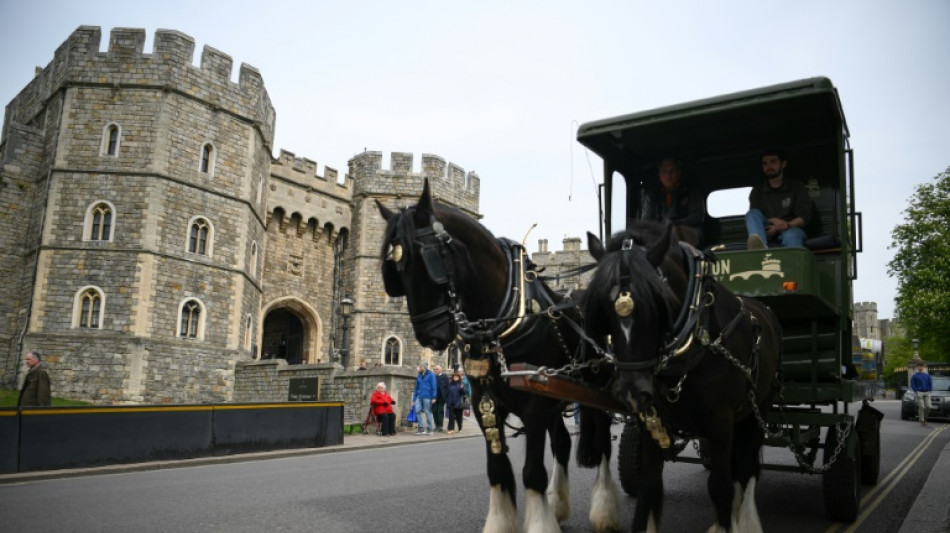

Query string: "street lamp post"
[[912, 338, 921, 364], [340, 296, 354, 369]]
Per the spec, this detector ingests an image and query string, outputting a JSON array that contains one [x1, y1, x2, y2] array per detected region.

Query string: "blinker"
[[421, 244, 449, 285], [388, 244, 404, 263]]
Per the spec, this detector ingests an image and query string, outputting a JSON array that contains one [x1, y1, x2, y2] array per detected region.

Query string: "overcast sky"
[[2, 1, 948, 320]]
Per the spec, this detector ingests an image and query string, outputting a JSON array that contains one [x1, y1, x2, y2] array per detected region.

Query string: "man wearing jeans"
[[910, 363, 933, 427], [745, 148, 812, 250], [412, 362, 437, 435]]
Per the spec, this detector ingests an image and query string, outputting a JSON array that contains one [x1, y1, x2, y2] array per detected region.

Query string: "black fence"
[[0, 402, 344, 473]]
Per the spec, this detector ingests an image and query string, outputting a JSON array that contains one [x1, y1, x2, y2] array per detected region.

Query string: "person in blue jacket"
[[910, 363, 933, 426], [412, 362, 437, 435]]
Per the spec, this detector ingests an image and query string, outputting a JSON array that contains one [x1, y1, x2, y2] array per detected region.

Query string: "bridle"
[[610, 238, 711, 374]]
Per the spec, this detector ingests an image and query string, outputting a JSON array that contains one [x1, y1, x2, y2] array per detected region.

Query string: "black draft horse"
[[377, 180, 620, 533], [584, 222, 782, 533]]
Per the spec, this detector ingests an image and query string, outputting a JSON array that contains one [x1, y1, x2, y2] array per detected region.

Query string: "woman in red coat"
[[370, 382, 397, 436]]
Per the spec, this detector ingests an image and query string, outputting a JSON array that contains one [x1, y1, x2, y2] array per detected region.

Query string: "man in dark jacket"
[[745, 148, 812, 249], [18, 351, 51, 407], [432, 365, 450, 432], [910, 364, 933, 426], [642, 157, 705, 245]]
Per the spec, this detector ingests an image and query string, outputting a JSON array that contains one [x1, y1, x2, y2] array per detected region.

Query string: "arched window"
[[384, 337, 401, 366], [187, 217, 214, 256], [83, 201, 116, 242], [100, 123, 121, 157], [179, 299, 204, 339], [90, 203, 112, 241], [199, 142, 216, 174], [73, 286, 105, 329]]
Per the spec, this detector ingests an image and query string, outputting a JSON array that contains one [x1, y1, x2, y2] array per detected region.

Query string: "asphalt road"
[[0, 399, 945, 532]]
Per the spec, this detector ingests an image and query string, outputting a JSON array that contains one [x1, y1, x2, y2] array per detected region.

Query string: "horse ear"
[[587, 232, 606, 261], [646, 223, 673, 267], [376, 199, 395, 221], [418, 179, 435, 215]]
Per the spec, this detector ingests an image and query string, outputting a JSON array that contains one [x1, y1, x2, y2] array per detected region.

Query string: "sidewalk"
[[0, 423, 480, 485]]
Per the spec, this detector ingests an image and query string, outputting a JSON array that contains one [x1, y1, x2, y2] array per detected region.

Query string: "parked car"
[[901, 375, 950, 420]]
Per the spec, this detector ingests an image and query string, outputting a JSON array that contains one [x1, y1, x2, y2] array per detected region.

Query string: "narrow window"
[[244, 315, 253, 350], [90, 203, 112, 241], [79, 288, 102, 328], [198, 143, 214, 174], [180, 300, 201, 338], [384, 337, 400, 366], [107, 125, 119, 156], [250, 242, 258, 277], [189, 219, 209, 255]]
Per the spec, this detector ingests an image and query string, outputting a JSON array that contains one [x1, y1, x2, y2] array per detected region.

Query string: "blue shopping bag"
[[407, 408, 417, 423]]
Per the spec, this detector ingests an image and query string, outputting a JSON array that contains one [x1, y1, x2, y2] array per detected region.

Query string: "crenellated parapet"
[[2, 26, 275, 146], [349, 151, 480, 215], [270, 149, 349, 194], [265, 149, 352, 243]]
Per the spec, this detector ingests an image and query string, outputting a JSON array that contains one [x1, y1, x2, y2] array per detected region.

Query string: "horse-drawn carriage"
[[377, 78, 882, 532], [570, 76, 883, 523]]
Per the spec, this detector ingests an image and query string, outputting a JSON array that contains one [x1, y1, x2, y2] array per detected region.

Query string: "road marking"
[[824, 424, 949, 533]]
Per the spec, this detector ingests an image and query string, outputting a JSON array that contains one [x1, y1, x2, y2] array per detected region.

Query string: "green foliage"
[[882, 336, 913, 380], [888, 166, 950, 363], [0, 389, 91, 407]]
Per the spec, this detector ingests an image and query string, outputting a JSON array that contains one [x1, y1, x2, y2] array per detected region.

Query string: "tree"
[[887, 166, 950, 363]]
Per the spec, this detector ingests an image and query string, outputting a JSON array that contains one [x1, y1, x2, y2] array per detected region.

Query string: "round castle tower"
[[0, 26, 275, 403]]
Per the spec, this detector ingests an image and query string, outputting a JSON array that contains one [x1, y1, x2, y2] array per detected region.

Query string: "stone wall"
[[234, 360, 418, 422]]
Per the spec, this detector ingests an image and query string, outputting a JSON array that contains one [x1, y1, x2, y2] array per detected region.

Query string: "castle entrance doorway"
[[262, 308, 305, 364]]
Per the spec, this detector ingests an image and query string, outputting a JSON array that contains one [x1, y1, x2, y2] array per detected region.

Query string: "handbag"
[[407, 407, 417, 423], [460, 396, 471, 410]]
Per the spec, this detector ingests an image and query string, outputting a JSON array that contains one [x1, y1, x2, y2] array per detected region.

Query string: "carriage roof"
[[576, 77, 849, 174]]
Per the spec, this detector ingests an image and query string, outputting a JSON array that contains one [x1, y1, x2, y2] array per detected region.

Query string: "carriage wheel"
[[618, 420, 641, 497], [822, 426, 861, 522]]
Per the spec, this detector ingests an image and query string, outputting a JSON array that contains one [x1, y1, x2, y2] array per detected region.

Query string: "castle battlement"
[[349, 151, 480, 215], [270, 149, 348, 194], [3, 26, 275, 146]]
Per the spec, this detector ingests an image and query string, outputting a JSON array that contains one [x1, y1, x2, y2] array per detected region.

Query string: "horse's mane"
[[583, 222, 680, 336]]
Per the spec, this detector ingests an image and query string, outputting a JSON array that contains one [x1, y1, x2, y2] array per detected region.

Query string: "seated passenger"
[[745, 148, 812, 249], [641, 157, 704, 246]]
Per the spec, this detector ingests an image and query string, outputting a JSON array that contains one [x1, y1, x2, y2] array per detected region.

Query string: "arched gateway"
[[259, 298, 323, 364]]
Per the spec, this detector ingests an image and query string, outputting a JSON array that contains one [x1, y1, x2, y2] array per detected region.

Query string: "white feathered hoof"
[[589, 458, 621, 532], [546, 463, 570, 522], [524, 489, 562, 533], [736, 478, 763, 533], [484, 485, 520, 533]]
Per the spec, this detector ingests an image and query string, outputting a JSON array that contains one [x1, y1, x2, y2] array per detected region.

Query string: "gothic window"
[[90, 203, 112, 241], [384, 337, 401, 366], [187, 217, 214, 256], [100, 123, 121, 156], [179, 299, 204, 339], [73, 286, 104, 329], [199, 142, 216, 174], [250, 241, 258, 278], [83, 201, 116, 242]]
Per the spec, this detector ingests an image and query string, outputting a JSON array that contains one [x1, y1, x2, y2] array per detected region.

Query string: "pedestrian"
[[745, 148, 812, 249], [412, 362, 437, 435], [433, 364, 449, 432], [445, 372, 468, 434], [18, 351, 51, 407], [910, 363, 933, 427], [370, 382, 397, 436]]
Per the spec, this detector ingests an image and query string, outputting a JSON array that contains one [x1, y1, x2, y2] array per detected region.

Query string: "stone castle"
[[0, 26, 588, 405]]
